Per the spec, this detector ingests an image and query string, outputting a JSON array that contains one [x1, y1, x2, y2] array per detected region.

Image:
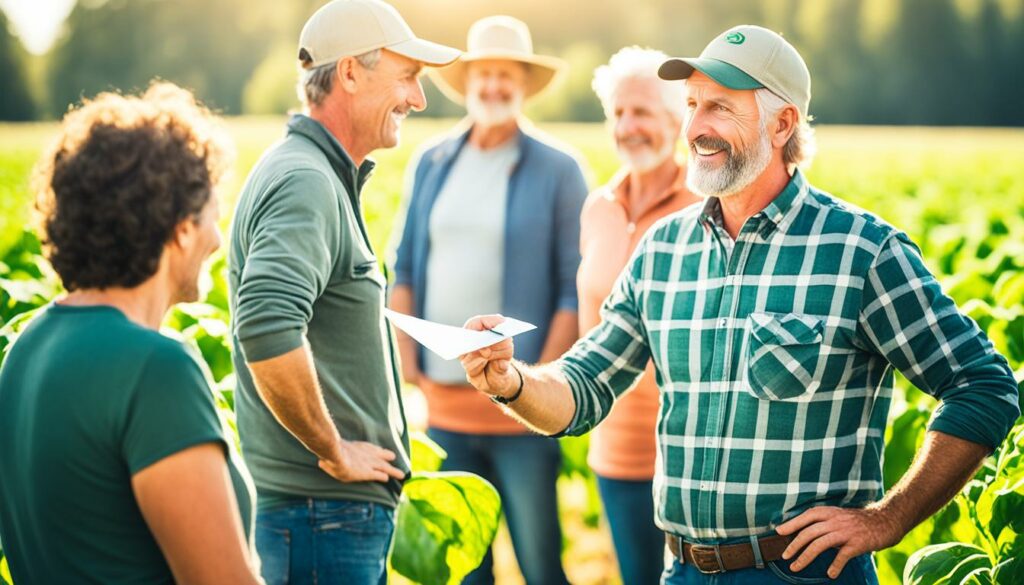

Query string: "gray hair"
[[297, 49, 382, 107], [754, 88, 817, 169], [592, 46, 686, 123]]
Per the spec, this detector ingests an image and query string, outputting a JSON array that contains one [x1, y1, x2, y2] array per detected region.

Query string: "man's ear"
[[772, 104, 799, 149], [336, 57, 360, 93], [169, 217, 196, 252]]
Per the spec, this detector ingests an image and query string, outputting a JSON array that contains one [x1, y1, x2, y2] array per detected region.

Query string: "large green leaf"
[[394, 493, 455, 584], [988, 472, 1024, 543], [410, 432, 447, 473], [976, 471, 1024, 547], [904, 542, 992, 585], [390, 472, 501, 585]]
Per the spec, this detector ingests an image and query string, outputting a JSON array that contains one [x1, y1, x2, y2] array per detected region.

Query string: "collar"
[[287, 114, 376, 191], [432, 119, 530, 172], [699, 168, 808, 234], [609, 157, 689, 219]]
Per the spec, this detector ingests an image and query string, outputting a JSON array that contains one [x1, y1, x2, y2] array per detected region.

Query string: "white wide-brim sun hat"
[[430, 15, 566, 105]]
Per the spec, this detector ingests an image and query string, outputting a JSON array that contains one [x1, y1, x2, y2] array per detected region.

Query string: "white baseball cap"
[[299, 0, 460, 69]]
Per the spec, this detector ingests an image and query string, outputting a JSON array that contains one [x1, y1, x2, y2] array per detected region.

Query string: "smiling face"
[[351, 49, 427, 150], [611, 76, 682, 173], [465, 59, 528, 127], [684, 71, 772, 198]]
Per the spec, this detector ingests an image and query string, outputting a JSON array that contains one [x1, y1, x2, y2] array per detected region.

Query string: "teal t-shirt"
[[0, 304, 255, 584]]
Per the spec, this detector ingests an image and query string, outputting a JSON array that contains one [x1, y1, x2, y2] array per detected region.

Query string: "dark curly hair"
[[32, 82, 233, 291]]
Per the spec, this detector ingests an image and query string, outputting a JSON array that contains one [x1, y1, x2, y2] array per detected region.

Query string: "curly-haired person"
[[0, 82, 263, 585]]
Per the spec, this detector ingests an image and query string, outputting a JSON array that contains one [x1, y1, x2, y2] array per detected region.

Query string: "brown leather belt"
[[665, 533, 793, 574]]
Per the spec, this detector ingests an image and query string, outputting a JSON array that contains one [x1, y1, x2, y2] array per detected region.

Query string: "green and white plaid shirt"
[[558, 170, 1019, 542]]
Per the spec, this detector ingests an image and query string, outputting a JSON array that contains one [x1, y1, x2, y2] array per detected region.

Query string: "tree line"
[[1, 0, 1023, 125]]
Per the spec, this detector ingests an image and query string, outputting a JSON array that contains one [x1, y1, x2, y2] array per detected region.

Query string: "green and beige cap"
[[658, 25, 811, 117]]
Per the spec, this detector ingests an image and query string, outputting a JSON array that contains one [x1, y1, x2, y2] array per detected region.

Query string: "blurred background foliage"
[[2, 0, 1024, 124]]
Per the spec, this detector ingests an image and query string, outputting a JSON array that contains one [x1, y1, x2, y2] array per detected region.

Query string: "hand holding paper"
[[383, 309, 535, 361], [459, 314, 520, 400]]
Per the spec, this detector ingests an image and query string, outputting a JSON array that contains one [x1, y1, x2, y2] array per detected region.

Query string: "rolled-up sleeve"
[[858, 233, 1020, 450], [234, 170, 342, 363], [557, 246, 651, 436], [553, 159, 589, 312]]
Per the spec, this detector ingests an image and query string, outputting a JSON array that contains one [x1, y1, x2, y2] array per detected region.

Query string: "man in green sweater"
[[227, 1, 458, 583]]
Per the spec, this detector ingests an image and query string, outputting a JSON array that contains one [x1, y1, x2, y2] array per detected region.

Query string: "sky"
[[1, 0, 75, 54]]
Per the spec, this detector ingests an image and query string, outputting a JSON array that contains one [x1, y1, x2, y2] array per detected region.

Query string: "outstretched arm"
[[460, 315, 577, 435]]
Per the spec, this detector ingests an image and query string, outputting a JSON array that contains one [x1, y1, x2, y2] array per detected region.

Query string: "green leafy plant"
[[0, 231, 61, 364], [390, 433, 502, 585], [391, 472, 502, 585], [900, 438, 1024, 585]]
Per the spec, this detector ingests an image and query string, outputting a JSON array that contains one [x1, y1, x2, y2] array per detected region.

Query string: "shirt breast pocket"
[[745, 312, 825, 401]]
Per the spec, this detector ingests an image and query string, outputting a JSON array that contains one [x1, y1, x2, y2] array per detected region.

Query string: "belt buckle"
[[690, 544, 726, 574]]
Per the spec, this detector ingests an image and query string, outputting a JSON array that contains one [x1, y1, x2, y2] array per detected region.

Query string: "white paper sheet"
[[383, 309, 536, 361]]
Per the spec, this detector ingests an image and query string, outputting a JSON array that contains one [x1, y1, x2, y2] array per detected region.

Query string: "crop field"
[[1, 118, 1022, 585]]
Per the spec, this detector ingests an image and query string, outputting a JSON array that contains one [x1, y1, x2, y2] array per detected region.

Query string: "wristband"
[[491, 362, 524, 405]]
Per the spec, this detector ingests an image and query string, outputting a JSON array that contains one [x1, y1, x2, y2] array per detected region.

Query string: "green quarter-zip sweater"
[[228, 115, 409, 508]]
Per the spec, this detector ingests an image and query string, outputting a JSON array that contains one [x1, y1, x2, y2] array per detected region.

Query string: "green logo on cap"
[[725, 32, 746, 45]]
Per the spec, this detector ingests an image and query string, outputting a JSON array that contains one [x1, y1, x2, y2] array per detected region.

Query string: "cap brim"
[[388, 37, 461, 67], [658, 57, 764, 90]]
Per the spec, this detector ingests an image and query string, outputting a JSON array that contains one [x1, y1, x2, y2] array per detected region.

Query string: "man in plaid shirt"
[[458, 25, 1020, 584]]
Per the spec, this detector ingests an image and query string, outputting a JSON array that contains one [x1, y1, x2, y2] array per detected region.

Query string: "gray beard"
[[466, 93, 522, 128], [617, 142, 675, 173], [686, 127, 772, 199]]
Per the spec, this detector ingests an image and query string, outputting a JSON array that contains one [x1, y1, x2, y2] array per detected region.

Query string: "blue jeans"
[[596, 475, 665, 585], [427, 428, 569, 585], [661, 546, 879, 585], [256, 498, 394, 585]]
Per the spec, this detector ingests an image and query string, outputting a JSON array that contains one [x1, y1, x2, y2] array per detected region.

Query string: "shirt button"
[[700, 483, 709, 490], [719, 318, 727, 327]]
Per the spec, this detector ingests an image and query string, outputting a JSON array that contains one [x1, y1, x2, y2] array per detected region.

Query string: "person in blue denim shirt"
[[389, 16, 588, 585]]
